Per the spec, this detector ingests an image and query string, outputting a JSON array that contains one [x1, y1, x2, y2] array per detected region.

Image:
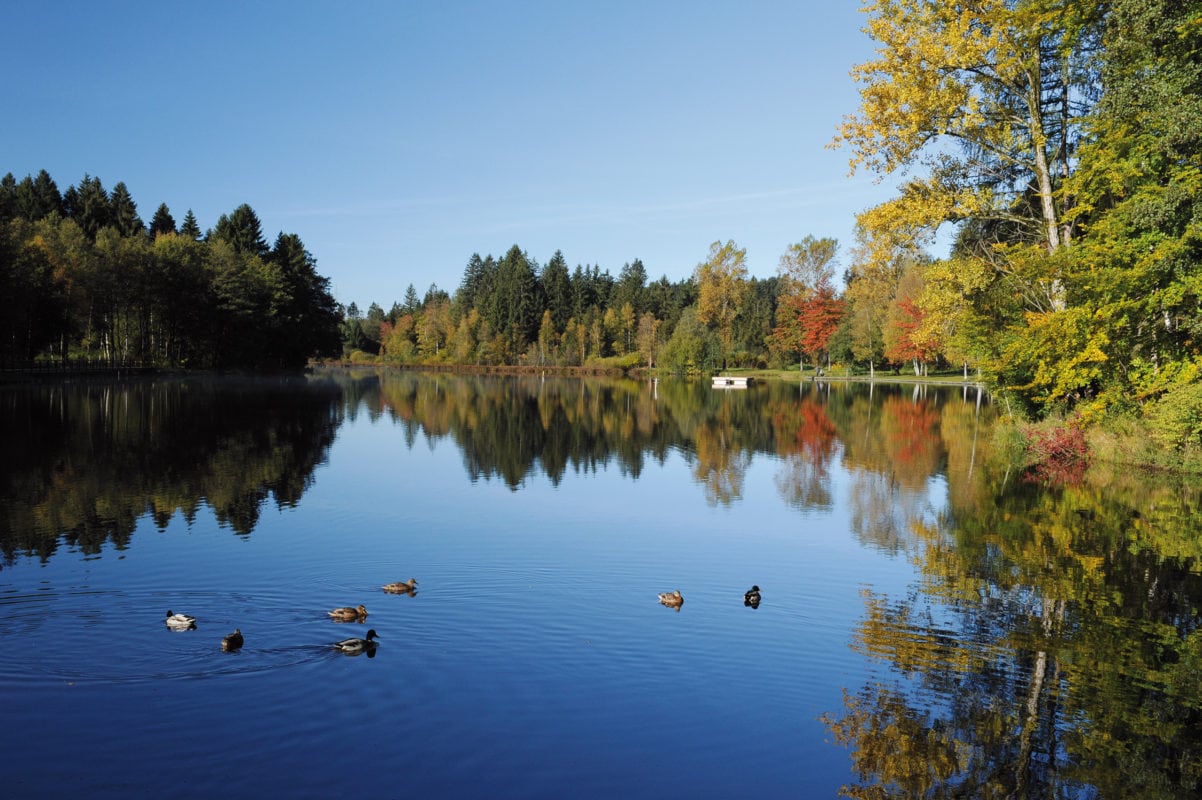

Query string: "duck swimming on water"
[[333, 629, 380, 655], [744, 585, 762, 608], [658, 590, 684, 610], [221, 629, 244, 652], [165, 610, 197, 630], [382, 579, 418, 595], [328, 604, 368, 621]]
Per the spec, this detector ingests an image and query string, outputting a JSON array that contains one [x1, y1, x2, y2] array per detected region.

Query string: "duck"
[[382, 579, 418, 594], [328, 604, 368, 621], [165, 610, 197, 630], [333, 629, 380, 655], [221, 629, 244, 652], [744, 585, 762, 608], [657, 590, 684, 610]]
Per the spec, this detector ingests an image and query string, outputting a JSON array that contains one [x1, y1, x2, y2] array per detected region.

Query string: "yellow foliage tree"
[[694, 239, 750, 368], [834, 0, 1100, 310]]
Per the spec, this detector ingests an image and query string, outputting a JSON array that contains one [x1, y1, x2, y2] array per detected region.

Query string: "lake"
[[1, 370, 1199, 798]]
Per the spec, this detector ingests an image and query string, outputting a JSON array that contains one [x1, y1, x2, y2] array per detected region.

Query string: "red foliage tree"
[[799, 283, 846, 370], [769, 278, 846, 372], [884, 297, 935, 370]]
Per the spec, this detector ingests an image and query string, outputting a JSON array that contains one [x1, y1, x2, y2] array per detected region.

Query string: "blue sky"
[[5, 1, 887, 310]]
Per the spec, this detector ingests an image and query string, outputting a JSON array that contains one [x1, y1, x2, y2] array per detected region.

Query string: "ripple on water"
[[0, 585, 354, 688]]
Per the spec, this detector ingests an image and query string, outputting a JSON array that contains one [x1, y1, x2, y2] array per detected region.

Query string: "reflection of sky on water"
[[10, 374, 1105, 799]]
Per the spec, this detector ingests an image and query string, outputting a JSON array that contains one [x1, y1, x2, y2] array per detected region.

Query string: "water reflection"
[[823, 448, 1202, 798], [0, 375, 343, 563], [336, 370, 994, 515], [0, 370, 998, 564], [3, 370, 1200, 794]]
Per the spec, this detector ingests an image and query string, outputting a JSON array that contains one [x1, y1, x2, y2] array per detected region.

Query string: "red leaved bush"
[[1023, 421, 1089, 485]]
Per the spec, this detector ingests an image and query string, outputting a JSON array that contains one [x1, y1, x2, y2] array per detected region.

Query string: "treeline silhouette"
[[0, 169, 341, 370]]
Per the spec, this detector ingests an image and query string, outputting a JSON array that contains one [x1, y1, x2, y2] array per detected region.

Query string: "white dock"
[[712, 375, 752, 389]]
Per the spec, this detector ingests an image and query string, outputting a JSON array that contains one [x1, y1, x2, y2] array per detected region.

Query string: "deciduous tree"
[[695, 239, 750, 369]]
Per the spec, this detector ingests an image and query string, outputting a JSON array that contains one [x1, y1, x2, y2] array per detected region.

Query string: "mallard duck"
[[221, 629, 244, 651], [744, 585, 762, 608], [658, 590, 684, 610], [328, 604, 368, 621], [333, 629, 380, 654], [382, 579, 418, 594], [165, 610, 197, 630]]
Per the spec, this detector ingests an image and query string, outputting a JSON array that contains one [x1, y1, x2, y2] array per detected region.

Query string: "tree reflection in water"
[[0, 375, 343, 562], [4, 369, 1198, 793], [823, 440, 1202, 798]]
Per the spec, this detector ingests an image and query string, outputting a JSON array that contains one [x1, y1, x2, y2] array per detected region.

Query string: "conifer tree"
[[179, 209, 201, 240], [149, 203, 176, 238], [109, 182, 144, 237]]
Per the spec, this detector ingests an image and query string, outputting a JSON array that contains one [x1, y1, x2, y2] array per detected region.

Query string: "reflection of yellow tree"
[[693, 406, 751, 507], [825, 442, 1202, 797], [827, 684, 962, 800]]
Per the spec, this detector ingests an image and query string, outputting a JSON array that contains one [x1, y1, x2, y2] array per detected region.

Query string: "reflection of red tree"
[[771, 393, 840, 510], [881, 397, 941, 484], [773, 395, 838, 465]]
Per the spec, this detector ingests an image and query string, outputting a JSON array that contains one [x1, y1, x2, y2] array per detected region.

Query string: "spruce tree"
[[0, 173, 15, 224], [72, 174, 112, 238], [179, 209, 201, 240], [109, 182, 144, 237], [149, 203, 177, 238], [213, 204, 268, 256], [542, 250, 572, 332]]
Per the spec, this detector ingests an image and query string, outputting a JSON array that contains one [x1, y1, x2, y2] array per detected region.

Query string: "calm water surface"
[[1, 370, 1199, 799]]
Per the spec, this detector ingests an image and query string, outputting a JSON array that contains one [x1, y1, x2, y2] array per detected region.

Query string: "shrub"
[[1146, 381, 1202, 451], [1022, 418, 1089, 484]]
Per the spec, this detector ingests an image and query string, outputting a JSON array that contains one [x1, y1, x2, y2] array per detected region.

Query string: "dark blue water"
[[4, 372, 1196, 798]]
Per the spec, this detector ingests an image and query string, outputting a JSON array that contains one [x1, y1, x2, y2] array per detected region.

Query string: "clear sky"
[[4, 1, 887, 310]]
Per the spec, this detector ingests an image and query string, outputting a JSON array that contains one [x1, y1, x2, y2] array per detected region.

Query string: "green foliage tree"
[[148, 203, 176, 238], [613, 258, 647, 315], [71, 174, 112, 239], [661, 306, 721, 375], [179, 209, 201, 240], [109, 182, 144, 238], [542, 250, 572, 333], [0, 173, 17, 224], [212, 203, 268, 257]]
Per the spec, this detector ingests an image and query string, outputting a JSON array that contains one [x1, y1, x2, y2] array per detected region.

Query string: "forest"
[[0, 173, 341, 370], [2, 0, 1198, 453]]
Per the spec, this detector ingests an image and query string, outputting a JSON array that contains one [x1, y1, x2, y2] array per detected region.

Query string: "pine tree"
[[179, 209, 201, 240], [30, 169, 63, 220], [109, 182, 144, 237], [212, 204, 268, 256], [0, 173, 15, 224], [149, 203, 177, 238], [402, 284, 420, 315], [542, 250, 572, 333], [72, 174, 112, 238]]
